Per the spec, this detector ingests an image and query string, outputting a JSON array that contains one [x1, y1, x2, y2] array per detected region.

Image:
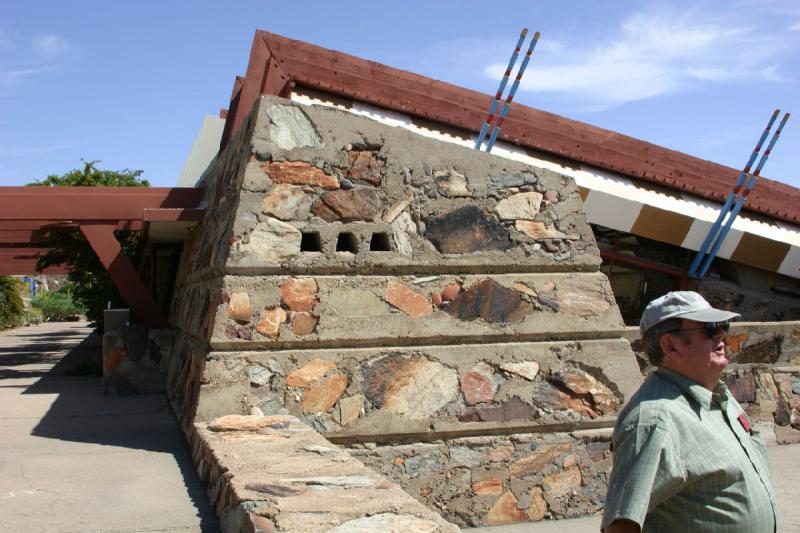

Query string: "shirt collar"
[[655, 367, 727, 410]]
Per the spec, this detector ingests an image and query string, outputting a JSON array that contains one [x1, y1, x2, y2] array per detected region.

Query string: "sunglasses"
[[667, 322, 731, 340]]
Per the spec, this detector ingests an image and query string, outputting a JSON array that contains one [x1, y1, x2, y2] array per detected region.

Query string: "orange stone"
[[487, 445, 515, 462], [472, 477, 503, 496], [280, 277, 319, 311], [301, 374, 348, 413], [255, 307, 287, 339], [510, 443, 572, 478], [542, 465, 582, 498], [286, 358, 337, 388], [103, 349, 126, 373], [431, 291, 443, 307], [441, 283, 461, 301], [385, 281, 432, 317], [484, 490, 527, 525], [725, 333, 749, 353], [265, 161, 339, 189], [227, 292, 252, 322], [290, 312, 318, 336], [527, 487, 547, 521]]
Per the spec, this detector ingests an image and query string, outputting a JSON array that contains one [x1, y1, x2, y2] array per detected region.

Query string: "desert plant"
[[0, 276, 25, 328], [30, 285, 85, 322]]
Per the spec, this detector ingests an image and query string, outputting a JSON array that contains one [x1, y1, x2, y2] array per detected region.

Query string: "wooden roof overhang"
[[0, 186, 205, 327], [221, 30, 799, 226]]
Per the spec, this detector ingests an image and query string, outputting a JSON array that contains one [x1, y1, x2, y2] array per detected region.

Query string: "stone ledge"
[[190, 414, 459, 532]]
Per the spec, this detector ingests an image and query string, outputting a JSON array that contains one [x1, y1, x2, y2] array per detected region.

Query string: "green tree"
[[0, 276, 24, 328], [31, 160, 150, 329]]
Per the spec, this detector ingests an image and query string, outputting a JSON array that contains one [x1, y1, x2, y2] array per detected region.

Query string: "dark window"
[[369, 232, 392, 251], [336, 232, 358, 253], [301, 232, 322, 252]]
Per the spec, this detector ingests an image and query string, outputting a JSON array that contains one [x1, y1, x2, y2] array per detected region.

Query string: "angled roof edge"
[[222, 30, 799, 226]]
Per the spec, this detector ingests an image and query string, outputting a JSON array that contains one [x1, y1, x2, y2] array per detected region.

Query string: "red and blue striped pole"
[[474, 29, 529, 150], [696, 111, 790, 278], [688, 110, 780, 278], [485, 31, 541, 152]]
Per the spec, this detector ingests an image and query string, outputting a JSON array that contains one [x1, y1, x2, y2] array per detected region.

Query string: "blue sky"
[[1, 0, 798, 189]]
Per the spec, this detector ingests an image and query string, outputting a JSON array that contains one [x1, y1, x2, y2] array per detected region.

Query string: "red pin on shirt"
[[738, 413, 752, 434]]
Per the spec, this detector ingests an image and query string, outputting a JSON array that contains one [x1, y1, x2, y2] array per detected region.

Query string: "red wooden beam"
[[222, 30, 798, 226], [0, 260, 68, 275], [79, 223, 168, 328]]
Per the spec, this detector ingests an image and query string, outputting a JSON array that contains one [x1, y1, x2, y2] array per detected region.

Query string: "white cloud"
[[483, 7, 794, 109], [33, 34, 68, 57], [790, 21, 800, 31], [0, 67, 53, 86]]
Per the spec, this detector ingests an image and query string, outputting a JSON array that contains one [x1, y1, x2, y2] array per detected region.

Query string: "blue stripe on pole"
[[485, 32, 540, 153], [696, 112, 790, 278], [474, 29, 528, 150], [688, 110, 780, 278]]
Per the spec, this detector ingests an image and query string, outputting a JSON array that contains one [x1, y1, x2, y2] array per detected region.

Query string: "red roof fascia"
[[223, 30, 799, 225]]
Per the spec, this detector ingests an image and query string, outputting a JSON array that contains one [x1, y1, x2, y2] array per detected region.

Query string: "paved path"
[[0, 322, 218, 533]]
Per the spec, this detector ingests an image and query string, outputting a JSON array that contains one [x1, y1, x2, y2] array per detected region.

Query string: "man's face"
[[664, 318, 729, 387]]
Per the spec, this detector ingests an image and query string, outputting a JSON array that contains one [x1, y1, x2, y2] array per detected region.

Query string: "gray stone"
[[495, 192, 543, 220], [333, 394, 364, 426], [265, 104, 321, 150], [793, 380, 800, 396], [488, 172, 537, 189], [405, 451, 444, 478], [500, 361, 541, 381], [340, 177, 353, 190], [450, 446, 484, 468], [392, 211, 416, 257], [268, 358, 285, 375], [236, 217, 301, 263], [258, 398, 289, 415], [435, 170, 471, 197], [278, 476, 375, 488], [328, 289, 389, 317], [247, 365, 273, 386], [326, 513, 440, 533]]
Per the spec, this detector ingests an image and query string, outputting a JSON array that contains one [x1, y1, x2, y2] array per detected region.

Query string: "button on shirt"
[[602, 368, 777, 532]]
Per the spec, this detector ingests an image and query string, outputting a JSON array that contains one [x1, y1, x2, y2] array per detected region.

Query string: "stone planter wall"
[[166, 95, 643, 529]]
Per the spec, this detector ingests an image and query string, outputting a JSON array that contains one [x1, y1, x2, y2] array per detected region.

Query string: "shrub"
[[0, 276, 25, 328], [30, 286, 85, 322]]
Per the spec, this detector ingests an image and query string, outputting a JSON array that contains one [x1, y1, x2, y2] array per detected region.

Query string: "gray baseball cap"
[[640, 291, 740, 335]]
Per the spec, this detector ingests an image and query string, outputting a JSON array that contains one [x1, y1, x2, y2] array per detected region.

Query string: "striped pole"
[[688, 110, 780, 277], [474, 29, 529, 150], [485, 31, 541, 152], [697, 111, 790, 278]]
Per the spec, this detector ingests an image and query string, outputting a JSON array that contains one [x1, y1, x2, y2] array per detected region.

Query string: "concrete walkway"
[[0, 321, 219, 533]]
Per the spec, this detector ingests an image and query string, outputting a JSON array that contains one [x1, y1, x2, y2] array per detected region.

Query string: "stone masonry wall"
[[167, 95, 643, 528]]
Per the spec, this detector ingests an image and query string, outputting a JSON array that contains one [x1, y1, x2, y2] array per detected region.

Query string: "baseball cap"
[[640, 291, 740, 335]]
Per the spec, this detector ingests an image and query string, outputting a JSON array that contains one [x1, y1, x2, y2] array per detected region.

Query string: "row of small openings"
[[300, 231, 392, 253]]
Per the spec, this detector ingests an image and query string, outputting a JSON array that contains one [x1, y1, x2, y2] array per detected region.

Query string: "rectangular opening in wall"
[[336, 232, 358, 253], [369, 232, 392, 252], [301, 232, 322, 252]]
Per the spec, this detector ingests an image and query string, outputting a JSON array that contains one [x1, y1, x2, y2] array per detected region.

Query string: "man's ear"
[[659, 332, 680, 359]]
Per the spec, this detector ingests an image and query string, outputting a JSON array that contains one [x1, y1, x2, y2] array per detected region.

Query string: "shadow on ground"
[[12, 324, 219, 532]]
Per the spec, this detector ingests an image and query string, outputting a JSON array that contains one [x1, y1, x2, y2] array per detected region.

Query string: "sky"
[[1, 0, 799, 189]]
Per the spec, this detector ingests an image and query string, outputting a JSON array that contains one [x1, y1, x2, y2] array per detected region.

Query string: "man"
[[602, 291, 777, 533]]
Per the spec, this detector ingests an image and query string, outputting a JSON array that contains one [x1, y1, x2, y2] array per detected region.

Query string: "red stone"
[[311, 189, 382, 222], [725, 333, 748, 353], [441, 283, 461, 301], [286, 359, 337, 388], [722, 370, 757, 403], [385, 281, 432, 317], [447, 279, 532, 323], [510, 443, 572, 478], [346, 150, 383, 186], [431, 291, 443, 307], [459, 396, 538, 422], [265, 161, 339, 189], [290, 312, 318, 336], [280, 277, 318, 311], [227, 291, 252, 323], [461, 362, 496, 405], [473, 477, 503, 496], [484, 490, 528, 525]]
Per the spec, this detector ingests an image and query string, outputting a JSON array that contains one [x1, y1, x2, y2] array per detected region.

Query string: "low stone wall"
[[189, 414, 458, 532], [102, 325, 174, 394], [625, 322, 800, 444], [350, 428, 612, 527]]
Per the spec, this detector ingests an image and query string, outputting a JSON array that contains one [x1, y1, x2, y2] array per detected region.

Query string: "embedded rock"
[[238, 217, 301, 262], [509, 443, 572, 478], [425, 206, 511, 254], [447, 279, 532, 323], [255, 307, 287, 339], [472, 477, 503, 496], [515, 221, 576, 240], [527, 487, 547, 521], [488, 172, 537, 189], [265, 105, 322, 150], [334, 395, 364, 426], [361, 354, 458, 419], [485, 490, 528, 525], [461, 362, 498, 405], [290, 312, 318, 336], [265, 161, 338, 189], [227, 292, 252, 322], [435, 169, 471, 197], [385, 281, 432, 317], [558, 278, 611, 316], [500, 361, 540, 381], [286, 358, 337, 388], [459, 396, 538, 422], [327, 513, 440, 533], [495, 192, 543, 221], [311, 189, 382, 222], [301, 374, 348, 413], [346, 150, 383, 186], [722, 371, 757, 403], [281, 277, 319, 311], [542, 465, 582, 498], [260, 184, 312, 220]]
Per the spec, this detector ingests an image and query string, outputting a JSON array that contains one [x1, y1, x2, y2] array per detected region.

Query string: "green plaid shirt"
[[602, 368, 777, 532]]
